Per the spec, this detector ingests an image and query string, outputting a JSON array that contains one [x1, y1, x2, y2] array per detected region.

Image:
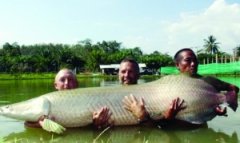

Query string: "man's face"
[[118, 62, 139, 85], [176, 51, 198, 76], [54, 70, 78, 90]]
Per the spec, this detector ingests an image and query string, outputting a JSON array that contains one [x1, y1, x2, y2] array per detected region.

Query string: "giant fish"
[[0, 75, 238, 134]]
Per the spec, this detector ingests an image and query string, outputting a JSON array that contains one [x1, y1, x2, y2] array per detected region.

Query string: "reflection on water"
[[2, 125, 239, 143], [0, 76, 240, 143]]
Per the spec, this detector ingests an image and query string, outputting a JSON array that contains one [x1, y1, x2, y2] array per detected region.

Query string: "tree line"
[[0, 39, 173, 74], [0, 35, 239, 74]]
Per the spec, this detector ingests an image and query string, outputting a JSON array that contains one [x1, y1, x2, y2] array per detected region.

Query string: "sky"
[[1, 0, 240, 56]]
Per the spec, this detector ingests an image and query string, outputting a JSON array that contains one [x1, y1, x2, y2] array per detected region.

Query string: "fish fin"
[[39, 118, 66, 134]]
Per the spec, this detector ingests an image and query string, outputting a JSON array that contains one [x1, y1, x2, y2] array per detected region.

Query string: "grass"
[[93, 126, 111, 143], [0, 72, 162, 80], [0, 73, 102, 80], [0, 73, 55, 80]]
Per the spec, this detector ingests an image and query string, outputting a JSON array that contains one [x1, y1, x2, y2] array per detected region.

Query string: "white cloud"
[[162, 0, 240, 56]]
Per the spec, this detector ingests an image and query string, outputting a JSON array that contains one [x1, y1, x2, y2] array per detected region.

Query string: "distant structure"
[[99, 63, 146, 75]]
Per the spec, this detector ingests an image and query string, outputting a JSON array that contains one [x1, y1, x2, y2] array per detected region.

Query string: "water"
[[0, 76, 239, 143]]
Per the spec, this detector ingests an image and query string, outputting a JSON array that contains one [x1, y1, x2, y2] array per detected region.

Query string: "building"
[[99, 63, 146, 75]]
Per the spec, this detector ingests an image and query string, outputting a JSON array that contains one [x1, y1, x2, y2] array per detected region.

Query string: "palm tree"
[[203, 35, 220, 63], [233, 45, 240, 62], [235, 45, 240, 57]]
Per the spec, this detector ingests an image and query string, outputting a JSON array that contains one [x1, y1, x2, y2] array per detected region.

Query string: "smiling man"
[[118, 58, 140, 85]]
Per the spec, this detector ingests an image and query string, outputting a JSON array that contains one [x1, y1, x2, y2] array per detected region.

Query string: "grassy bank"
[[0, 73, 55, 80], [0, 72, 238, 80], [0, 73, 119, 80]]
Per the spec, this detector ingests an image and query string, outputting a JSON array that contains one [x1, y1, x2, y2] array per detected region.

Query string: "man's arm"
[[203, 76, 239, 93], [202, 76, 239, 116], [122, 94, 186, 124]]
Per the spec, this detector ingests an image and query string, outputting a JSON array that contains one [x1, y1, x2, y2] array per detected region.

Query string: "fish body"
[[0, 75, 237, 127]]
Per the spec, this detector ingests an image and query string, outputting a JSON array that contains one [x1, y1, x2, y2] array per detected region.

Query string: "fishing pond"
[[0, 76, 239, 143]]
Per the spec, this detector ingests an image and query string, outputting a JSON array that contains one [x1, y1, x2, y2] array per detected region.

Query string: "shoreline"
[[0, 73, 239, 80]]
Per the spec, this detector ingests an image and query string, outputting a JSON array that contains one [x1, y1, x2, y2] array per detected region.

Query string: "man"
[[54, 68, 79, 90], [174, 48, 239, 115], [95, 58, 183, 128], [92, 58, 140, 129], [118, 58, 140, 85], [25, 68, 106, 128], [25, 68, 79, 127]]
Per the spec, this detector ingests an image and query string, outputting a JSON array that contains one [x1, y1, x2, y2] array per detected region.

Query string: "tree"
[[3, 42, 21, 57], [0, 40, 176, 74], [203, 35, 220, 54], [97, 40, 121, 54], [203, 35, 220, 63], [141, 51, 173, 74], [1, 42, 22, 73], [234, 45, 240, 57]]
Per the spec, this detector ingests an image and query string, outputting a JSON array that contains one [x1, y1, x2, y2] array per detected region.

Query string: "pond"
[[0, 76, 239, 143]]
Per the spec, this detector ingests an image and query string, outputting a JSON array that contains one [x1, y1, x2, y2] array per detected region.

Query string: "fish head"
[[0, 97, 50, 122]]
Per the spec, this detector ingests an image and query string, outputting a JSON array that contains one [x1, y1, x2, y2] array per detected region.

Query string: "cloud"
[[161, 0, 240, 56], [2, 0, 240, 57]]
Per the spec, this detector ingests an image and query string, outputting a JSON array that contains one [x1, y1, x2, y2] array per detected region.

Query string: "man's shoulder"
[[200, 75, 230, 92], [201, 76, 220, 82]]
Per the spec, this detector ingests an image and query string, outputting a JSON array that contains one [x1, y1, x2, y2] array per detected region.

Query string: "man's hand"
[[164, 97, 186, 120], [122, 94, 149, 121], [215, 106, 227, 116], [93, 106, 112, 129]]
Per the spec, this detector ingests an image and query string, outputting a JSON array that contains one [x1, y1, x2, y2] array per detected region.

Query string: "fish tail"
[[225, 91, 238, 112]]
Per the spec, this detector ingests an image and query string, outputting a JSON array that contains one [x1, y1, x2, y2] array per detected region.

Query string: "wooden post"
[[215, 54, 218, 63]]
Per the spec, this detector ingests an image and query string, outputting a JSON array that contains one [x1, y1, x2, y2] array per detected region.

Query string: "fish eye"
[[5, 106, 12, 110]]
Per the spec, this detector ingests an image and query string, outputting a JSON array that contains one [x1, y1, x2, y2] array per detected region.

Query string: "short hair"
[[174, 48, 196, 63], [120, 58, 140, 73], [55, 68, 77, 81]]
